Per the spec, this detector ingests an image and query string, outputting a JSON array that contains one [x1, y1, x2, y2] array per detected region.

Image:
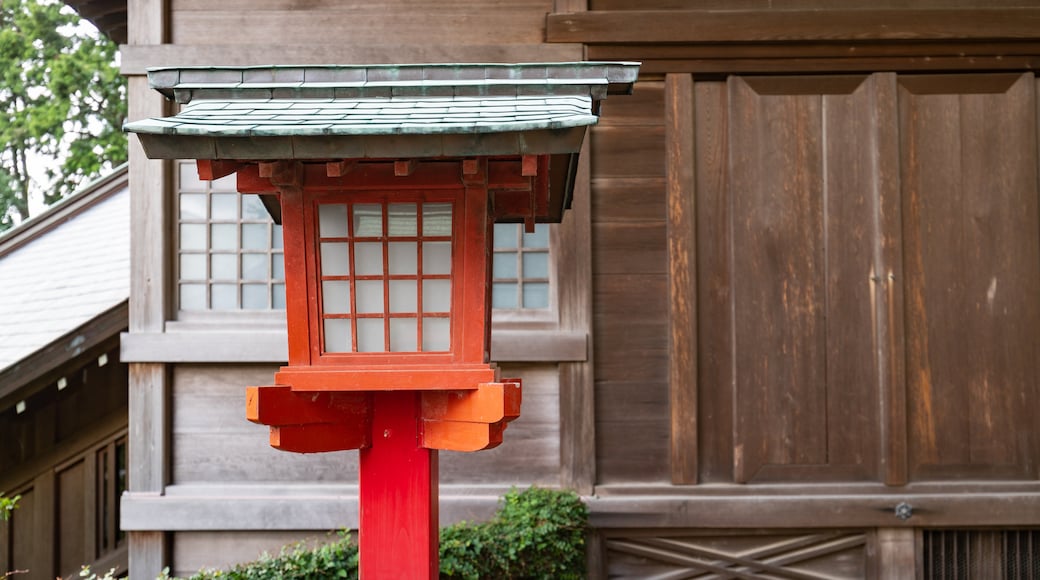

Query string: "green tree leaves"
[[0, 0, 126, 231]]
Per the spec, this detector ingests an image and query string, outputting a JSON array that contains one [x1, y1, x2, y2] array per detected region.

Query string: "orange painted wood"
[[360, 392, 438, 579], [274, 366, 496, 391], [521, 154, 539, 176], [270, 421, 370, 453], [196, 159, 242, 180], [326, 160, 357, 177], [246, 385, 370, 425], [421, 382, 521, 424], [278, 187, 315, 366], [422, 419, 506, 452], [394, 159, 417, 176]]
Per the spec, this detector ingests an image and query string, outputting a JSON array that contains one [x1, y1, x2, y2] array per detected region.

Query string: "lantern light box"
[[126, 62, 638, 578]]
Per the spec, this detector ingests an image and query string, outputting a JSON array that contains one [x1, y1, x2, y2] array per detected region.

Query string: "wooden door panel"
[[899, 73, 1040, 480], [724, 75, 883, 482]]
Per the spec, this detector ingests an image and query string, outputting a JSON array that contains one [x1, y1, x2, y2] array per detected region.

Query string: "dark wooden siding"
[[669, 71, 1040, 485], [591, 81, 670, 484]]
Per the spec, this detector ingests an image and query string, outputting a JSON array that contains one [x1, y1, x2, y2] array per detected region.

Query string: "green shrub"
[[0, 492, 18, 521], [174, 487, 588, 580]]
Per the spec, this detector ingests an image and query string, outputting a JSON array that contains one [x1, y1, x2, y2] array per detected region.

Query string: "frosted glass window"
[[211, 224, 237, 250], [423, 279, 451, 312], [390, 318, 418, 351], [354, 204, 383, 237], [523, 226, 549, 248], [322, 281, 351, 314], [422, 242, 451, 275], [523, 282, 549, 309], [324, 319, 352, 353], [388, 203, 417, 236], [423, 318, 450, 351], [180, 254, 207, 280], [211, 194, 237, 220], [242, 284, 268, 309], [389, 280, 417, 313], [356, 280, 384, 313], [319, 204, 348, 237], [180, 224, 207, 250], [242, 224, 267, 250], [422, 203, 452, 236], [180, 284, 206, 310], [388, 242, 417, 275], [494, 253, 517, 278], [176, 161, 284, 314], [357, 319, 385, 352], [492, 283, 518, 309], [211, 254, 237, 280], [523, 252, 548, 279], [242, 195, 269, 220], [180, 194, 206, 220], [320, 243, 350, 276], [493, 225, 517, 248], [355, 243, 383, 275], [212, 284, 237, 310]]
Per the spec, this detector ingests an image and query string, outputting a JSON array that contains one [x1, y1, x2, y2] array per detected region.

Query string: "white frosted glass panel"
[[272, 255, 285, 279], [354, 204, 383, 237], [357, 319, 385, 352], [523, 282, 549, 309], [422, 242, 451, 275], [423, 318, 450, 352], [324, 319, 352, 352], [390, 318, 418, 351], [422, 203, 452, 236], [179, 162, 205, 191], [211, 224, 236, 250], [242, 224, 267, 250], [493, 224, 517, 249], [356, 280, 384, 313], [522, 252, 548, 278], [492, 283, 518, 309], [319, 204, 348, 237], [212, 284, 236, 310], [180, 284, 206, 310], [180, 194, 206, 220], [388, 242, 417, 275], [272, 225, 283, 249], [522, 224, 549, 248], [355, 243, 383, 275], [180, 254, 206, 280], [388, 203, 417, 236], [242, 195, 269, 220], [322, 281, 351, 314], [493, 252, 517, 278], [180, 224, 206, 250], [389, 280, 417, 313], [242, 254, 267, 280], [423, 279, 451, 312], [211, 194, 237, 220], [212, 174, 237, 192], [273, 284, 286, 309], [242, 284, 267, 309], [320, 243, 350, 276], [211, 254, 237, 280]]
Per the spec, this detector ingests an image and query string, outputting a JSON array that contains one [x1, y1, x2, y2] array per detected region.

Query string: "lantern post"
[[126, 62, 638, 578]]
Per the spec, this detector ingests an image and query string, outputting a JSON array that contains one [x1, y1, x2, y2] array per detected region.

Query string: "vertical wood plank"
[[129, 364, 168, 493], [128, 0, 167, 45], [558, 139, 595, 494], [666, 73, 698, 484], [32, 472, 55, 579], [130, 532, 167, 580], [876, 528, 916, 580]]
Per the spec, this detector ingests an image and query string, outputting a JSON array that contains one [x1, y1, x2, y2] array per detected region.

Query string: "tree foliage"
[[0, 0, 126, 231]]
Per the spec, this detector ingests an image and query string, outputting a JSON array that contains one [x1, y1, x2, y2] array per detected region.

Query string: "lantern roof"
[[125, 62, 639, 160]]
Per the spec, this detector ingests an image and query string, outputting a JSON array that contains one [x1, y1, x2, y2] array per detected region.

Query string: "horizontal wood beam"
[[548, 9, 1040, 44]]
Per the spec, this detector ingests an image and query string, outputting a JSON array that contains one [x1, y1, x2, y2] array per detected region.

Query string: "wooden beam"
[[521, 154, 538, 177], [876, 529, 916, 580], [666, 74, 698, 485], [394, 159, 417, 177], [326, 160, 356, 177], [196, 159, 242, 181], [547, 9, 1040, 44]]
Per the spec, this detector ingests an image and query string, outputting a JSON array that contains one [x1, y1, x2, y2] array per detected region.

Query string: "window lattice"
[[491, 223, 550, 310]]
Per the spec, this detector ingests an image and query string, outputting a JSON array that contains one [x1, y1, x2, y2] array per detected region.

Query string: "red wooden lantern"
[[126, 62, 638, 578]]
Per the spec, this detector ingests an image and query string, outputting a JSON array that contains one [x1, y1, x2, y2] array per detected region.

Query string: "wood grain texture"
[[898, 73, 1040, 481], [666, 74, 697, 485], [876, 528, 915, 580], [548, 9, 1040, 44], [591, 0, 1040, 8]]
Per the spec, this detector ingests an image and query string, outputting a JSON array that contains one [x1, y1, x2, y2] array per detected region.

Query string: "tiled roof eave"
[[134, 125, 590, 160]]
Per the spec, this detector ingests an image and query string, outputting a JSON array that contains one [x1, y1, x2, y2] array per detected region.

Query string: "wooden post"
[[359, 391, 439, 579]]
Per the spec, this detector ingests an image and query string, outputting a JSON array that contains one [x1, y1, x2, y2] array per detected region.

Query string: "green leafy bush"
[[177, 487, 588, 580], [0, 492, 18, 521]]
